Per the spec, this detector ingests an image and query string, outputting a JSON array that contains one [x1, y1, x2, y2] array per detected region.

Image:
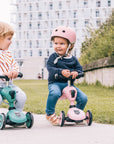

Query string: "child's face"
[[53, 37, 69, 56], [0, 35, 13, 51]]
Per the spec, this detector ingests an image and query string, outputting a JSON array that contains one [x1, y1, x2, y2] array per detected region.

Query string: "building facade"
[[10, 0, 113, 79]]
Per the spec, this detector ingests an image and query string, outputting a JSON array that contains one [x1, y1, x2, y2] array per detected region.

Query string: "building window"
[[18, 13, 21, 21], [50, 41, 53, 48], [74, 50, 76, 57], [66, 1, 70, 9], [85, 19, 89, 26], [37, 23, 40, 29], [24, 13, 27, 20], [39, 51, 42, 56], [30, 50, 32, 57], [47, 51, 49, 56], [51, 21, 53, 28], [74, 11, 77, 18], [24, 4, 26, 10], [96, 1, 101, 7], [17, 5, 19, 10], [96, 20, 101, 27], [62, 11, 66, 18], [74, 21, 76, 27], [108, 0, 111, 7], [27, 32, 29, 39], [30, 13, 32, 20], [47, 12, 49, 19], [18, 23, 21, 30], [29, 23, 32, 29], [96, 10, 100, 17], [29, 40, 32, 48], [36, 3, 39, 10], [84, 0, 88, 8], [59, 2, 62, 9], [44, 58, 48, 67], [38, 13, 42, 20], [19, 32, 21, 39], [24, 50, 27, 57], [38, 31, 41, 38], [18, 50, 21, 58], [56, 11, 60, 19], [36, 40, 39, 48], [44, 21, 48, 28], [49, 2, 53, 10], [29, 4, 32, 11], [16, 41, 19, 48]]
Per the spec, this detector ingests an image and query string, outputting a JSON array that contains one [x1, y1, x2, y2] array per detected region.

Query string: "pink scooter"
[[58, 73, 92, 127]]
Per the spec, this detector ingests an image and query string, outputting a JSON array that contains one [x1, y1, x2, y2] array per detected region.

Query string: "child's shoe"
[[46, 113, 60, 126]]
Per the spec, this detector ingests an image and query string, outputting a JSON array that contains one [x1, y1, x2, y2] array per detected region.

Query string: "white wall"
[[76, 67, 114, 87], [19, 57, 46, 79]]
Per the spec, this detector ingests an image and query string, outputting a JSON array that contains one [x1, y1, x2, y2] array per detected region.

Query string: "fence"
[[76, 56, 114, 87]]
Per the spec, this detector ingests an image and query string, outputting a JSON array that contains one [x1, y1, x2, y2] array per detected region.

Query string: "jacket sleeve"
[[47, 54, 63, 79]]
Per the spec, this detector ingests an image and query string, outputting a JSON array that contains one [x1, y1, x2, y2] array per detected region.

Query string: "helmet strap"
[[65, 44, 71, 56]]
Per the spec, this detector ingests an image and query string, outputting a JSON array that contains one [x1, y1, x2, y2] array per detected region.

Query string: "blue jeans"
[[46, 82, 88, 115]]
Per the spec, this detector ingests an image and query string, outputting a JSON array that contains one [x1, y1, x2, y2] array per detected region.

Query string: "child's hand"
[[70, 71, 78, 79], [4, 70, 18, 79], [62, 69, 71, 78]]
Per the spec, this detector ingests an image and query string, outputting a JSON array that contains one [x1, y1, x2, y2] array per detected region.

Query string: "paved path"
[[0, 108, 114, 144]]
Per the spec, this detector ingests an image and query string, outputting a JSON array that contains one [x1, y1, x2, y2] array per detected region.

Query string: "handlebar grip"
[[77, 72, 84, 77], [0, 72, 23, 81], [18, 72, 23, 78]]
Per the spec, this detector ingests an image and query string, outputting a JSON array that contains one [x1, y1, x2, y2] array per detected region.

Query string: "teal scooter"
[[0, 73, 34, 130]]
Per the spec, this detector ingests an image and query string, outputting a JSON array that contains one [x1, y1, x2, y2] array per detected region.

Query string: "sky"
[[0, 0, 10, 23]]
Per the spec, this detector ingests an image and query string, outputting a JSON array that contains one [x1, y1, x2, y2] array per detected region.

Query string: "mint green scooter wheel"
[[26, 112, 34, 128], [0, 113, 6, 130]]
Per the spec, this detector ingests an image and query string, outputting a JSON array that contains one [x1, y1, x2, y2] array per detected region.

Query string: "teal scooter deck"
[[6, 109, 27, 124]]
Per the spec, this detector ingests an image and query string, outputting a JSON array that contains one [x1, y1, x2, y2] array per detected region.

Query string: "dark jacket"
[[47, 52, 83, 84]]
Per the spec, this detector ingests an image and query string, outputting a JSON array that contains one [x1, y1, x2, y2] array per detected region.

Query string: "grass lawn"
[[1, 79, 114, 124]]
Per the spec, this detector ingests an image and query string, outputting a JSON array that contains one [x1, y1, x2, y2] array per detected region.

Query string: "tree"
[[79, 11, 114, 65]]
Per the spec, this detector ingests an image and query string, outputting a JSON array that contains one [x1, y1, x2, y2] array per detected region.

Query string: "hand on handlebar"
[[70, 71, 78, 79], [61, 69, 71, 78], [61, 70, 78, 79], [3, 70, 18, 79]]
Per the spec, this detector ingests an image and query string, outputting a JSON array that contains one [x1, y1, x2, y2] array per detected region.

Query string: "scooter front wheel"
[[59, 111, 65, 127], [26, 112, 34, 128], [0, 113, 6, 130], [86, 110, 92, 126]]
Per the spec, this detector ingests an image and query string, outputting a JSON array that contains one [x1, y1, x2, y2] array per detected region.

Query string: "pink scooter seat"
[[60, 86, 77, 103]]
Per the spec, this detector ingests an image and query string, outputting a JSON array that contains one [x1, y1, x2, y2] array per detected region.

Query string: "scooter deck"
[[65, 116, 85, 123]]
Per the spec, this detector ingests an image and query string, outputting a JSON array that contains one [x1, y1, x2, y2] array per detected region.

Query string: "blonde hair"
[[0, 21, 14, 38]]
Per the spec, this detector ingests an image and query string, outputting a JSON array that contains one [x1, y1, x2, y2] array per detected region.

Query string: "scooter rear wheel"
[[60, 111, 65, 127], [86, 110, 92, 126], [0, 113, 6, 130], [26, 112, 34, 128]]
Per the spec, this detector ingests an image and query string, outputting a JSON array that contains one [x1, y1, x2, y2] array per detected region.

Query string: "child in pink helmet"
[[46, 26, 87, 125]]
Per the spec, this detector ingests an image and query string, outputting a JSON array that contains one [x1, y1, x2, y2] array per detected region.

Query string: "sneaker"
[[46, 113, 60, 126]]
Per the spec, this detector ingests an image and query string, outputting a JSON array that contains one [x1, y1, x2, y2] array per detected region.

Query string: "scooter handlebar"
[[18, 72, 23, 78], [0, 72, 23, 81], [68, 72, 84, 80], [55, 72, 84, 80]]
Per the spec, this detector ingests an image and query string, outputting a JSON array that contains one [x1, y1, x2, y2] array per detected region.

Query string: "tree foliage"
[[79, 11, 114, 65]]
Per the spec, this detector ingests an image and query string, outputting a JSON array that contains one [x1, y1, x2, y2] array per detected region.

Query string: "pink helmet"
[[51, 26, 76, 44]]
